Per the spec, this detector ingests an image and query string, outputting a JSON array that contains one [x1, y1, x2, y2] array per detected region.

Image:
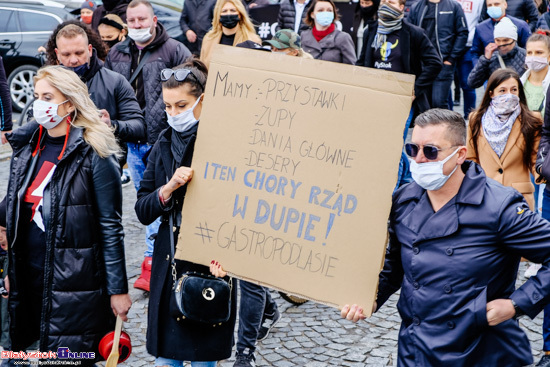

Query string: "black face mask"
[[220, 14, 240, 29], [105, 39, 120, 48], [360, 0, 380, 20]]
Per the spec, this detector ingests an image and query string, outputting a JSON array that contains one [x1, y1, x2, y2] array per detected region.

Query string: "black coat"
[[4, 122, 127, 359], [357, 20, 442, 116], [179, 0, 216, 54], [105, 23, 191, 144], [276, 0, 312, 33], [83, 52, 146, 143], [0, 56, 12, 132], [134, 126, 237, 361], [408, 0, 468, 64]]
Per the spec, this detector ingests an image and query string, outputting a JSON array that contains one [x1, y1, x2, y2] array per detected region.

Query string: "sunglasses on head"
[[405, 143, 458, 160], [160, 68, 204, 89]]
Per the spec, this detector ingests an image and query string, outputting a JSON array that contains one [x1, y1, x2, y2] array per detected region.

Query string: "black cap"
[[235, 40, 272, 52]]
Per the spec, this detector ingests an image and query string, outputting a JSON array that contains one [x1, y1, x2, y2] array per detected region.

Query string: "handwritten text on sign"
[[177, 46, 413, 310]]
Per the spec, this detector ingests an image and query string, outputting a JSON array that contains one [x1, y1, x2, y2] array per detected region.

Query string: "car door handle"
[[0, 39, 15, 45]]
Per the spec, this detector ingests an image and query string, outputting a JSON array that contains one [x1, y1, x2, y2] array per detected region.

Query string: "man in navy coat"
[[343, 108, 550, 366]]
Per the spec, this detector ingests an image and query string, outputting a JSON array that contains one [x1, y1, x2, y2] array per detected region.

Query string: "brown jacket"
[[466, 118, 539, 210]]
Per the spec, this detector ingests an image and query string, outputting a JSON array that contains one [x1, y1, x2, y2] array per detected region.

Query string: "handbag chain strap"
[[166, 176, 179, 285], [165, 177, 232, 291]]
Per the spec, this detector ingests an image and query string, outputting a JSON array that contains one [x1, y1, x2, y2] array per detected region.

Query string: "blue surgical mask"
[[487, 6, 503, 19], [166, 97, 201, 132], [315, 11, 334, 27], [409, 148, 460, 191]]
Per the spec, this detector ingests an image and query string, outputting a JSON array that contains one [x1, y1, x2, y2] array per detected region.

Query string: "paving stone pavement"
[[0, 154, 548, 367]]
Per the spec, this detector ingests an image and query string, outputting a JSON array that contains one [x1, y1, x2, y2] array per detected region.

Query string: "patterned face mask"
[[490, 93, 520, 118], [33, 99, 70, 129]]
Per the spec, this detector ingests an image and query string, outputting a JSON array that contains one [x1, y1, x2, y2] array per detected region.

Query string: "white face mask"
[[128, 26, 153, 43], [525, 55, 549, 72], [409, 147, 460, 191], [166, 97, 201, 132], [33, 99, 70, 129]]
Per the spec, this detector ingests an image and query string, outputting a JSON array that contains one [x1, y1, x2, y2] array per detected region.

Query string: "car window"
[[17, 10, 59, 32], [0, 9, 18, 33]]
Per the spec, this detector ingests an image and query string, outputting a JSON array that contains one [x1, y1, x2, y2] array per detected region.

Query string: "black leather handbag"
[[168, 209, 232, 325]]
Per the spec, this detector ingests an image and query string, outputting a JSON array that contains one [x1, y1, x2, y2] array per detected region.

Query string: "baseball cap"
[[262, 29, 301, 50]]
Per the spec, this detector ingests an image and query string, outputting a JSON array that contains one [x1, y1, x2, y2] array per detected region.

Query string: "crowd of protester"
[[3, 0, 550, 365]]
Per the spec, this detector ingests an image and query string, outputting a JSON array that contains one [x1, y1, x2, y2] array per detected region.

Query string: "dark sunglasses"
[[160, 69, 204, 90], [405, 143, 458, 160]]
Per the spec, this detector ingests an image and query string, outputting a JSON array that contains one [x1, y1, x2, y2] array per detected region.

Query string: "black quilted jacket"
[[276, 0, 312, 33], [4, 122, 127, 360], [467, 46, 527, 89], [105, 23, 191, 144]]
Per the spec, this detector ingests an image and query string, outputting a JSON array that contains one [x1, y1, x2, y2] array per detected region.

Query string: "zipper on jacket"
[[435, 3, 442, 58], [134, 49, 142, 94]]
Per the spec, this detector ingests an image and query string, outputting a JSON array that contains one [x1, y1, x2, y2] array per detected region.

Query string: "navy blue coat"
[[377, 161, 550, 367]]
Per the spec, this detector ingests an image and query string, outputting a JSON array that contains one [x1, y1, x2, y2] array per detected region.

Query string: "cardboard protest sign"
[[176, 45, 414, 313]]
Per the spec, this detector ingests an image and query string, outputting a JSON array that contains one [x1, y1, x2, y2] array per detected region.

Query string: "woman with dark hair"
[[134, 57, 237, 367], [43, 20, 109, 64], [300, 0, 356, 64], [352, 0, 380, 56], [467, 68, 542, 210]]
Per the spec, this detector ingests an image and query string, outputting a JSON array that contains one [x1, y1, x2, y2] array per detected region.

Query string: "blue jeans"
[[541, 188, 550, 351], [457, 47, 476, 118], [431, 63, 455, 109], [155, 357, 216, 367], [237, 281, 278, 356], [127, 142, 160, 258]]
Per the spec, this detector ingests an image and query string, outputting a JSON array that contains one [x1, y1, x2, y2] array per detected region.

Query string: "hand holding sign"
[[177, 45, 414, 312], [161, 167, 194, 200]]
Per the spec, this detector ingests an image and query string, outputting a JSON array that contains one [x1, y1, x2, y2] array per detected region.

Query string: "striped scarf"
[[373, 3, 404, 50]]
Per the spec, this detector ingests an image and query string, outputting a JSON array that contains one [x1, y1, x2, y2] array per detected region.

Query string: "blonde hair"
[[204, 0, 258, 45], [103, 14, 128, 32], [34, 66, 121, 159]]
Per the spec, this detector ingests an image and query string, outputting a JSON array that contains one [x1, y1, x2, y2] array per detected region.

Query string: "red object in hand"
[[98, 330, 132, 363]]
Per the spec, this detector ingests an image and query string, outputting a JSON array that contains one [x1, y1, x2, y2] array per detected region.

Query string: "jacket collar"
[[396, 161, 485, 242], [7, 121, 41, 152], [500, 46, 519, 60], [520, 68, 550, 95], [60, 126, 86, 161], [157, 125, 198, 177], [396, 161, 486, 206], [7, 121, 87, 160], [81, 49, 103, 82]]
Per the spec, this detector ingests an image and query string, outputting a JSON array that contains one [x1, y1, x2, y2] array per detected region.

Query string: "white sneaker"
[[525, 263, 542, 278]]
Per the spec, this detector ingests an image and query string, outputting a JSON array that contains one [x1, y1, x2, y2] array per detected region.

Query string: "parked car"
[[0, 0, 74, 111]]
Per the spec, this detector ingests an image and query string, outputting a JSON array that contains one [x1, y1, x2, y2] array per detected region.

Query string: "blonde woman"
[[1, 65, 131, 363], [200, 0, 262, 67], [98, 13, 128, 49]]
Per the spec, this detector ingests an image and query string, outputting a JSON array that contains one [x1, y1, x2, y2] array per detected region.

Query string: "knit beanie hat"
[[81, 1, 97, 11], [494, 17, 518, 41]]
